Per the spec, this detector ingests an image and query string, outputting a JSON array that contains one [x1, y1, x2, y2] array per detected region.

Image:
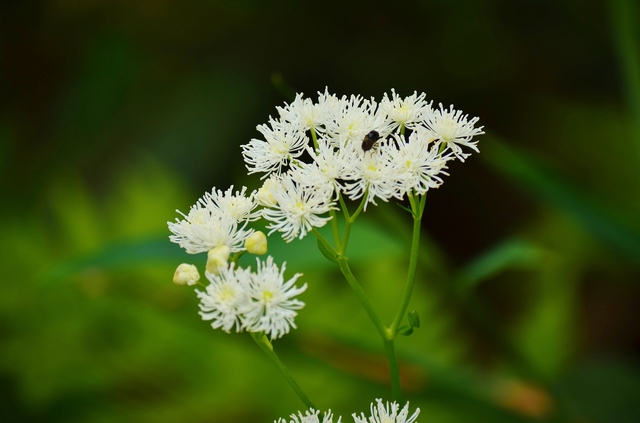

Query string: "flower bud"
[[206, 245, 231, 274], [256, 178, 279, 207], [173, 263, 200, 286], [245, 231, 268, 255]]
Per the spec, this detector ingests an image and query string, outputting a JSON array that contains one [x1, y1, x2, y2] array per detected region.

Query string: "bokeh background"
[[2, 0, 640, 422]]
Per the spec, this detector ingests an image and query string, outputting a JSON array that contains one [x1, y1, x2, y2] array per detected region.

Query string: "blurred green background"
[[2, 0, 640, 422]]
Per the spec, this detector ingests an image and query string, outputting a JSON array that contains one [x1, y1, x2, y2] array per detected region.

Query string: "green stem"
[[383, 338, 402, 402], [251, 332, 315, 409], [340, 193, 368, 254], [391, 194, 424, 333], [336, 257, 387, 339], [310, 128, 319, 150], [328, 209, 342, 251], [230, 250, 246, 264]]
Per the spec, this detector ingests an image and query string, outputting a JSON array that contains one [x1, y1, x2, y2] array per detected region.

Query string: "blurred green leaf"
[[317, 238, 338, 263], [43, 216, 406, 285], [483, 137, 640, 267], [455, 238, 546, 292], [609, 0, 640, 152], [41, 236, 192, 285], [513, 214, 585, 380], [398, 325, 413, 336], [407, 310, 420, 329]]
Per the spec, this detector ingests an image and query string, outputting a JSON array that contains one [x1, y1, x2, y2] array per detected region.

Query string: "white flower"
[[203, 185, 261, 222], [380, 89, 432, 130], [389, 131, 449, 198], [275, 408, 341, 423], [262, 174, 336, 242], [168, 205, 254, 254], [243, 256, 307, 339], [352, 399, 420, 423], [343, 142, 397, 210], [422, 103, 484, 161], [197, 264, 251, 333], [173, 263, 200, 286], [277, 92, 329, 134], [324, 94, 390, 148], [290, 140, 350, 196], [242, 117, 308, 177]]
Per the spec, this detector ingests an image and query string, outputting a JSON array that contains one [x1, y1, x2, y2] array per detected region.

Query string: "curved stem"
[[251, 332, 315, 409], [336, 257, 387, 339]]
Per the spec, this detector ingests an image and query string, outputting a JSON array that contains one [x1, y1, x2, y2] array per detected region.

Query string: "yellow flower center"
[[219, 285, 235, 302]]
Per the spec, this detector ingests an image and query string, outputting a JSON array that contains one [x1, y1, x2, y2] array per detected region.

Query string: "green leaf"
[[40, 236, 191, 285], [482, 138, 640, 267], [398, 325, 414, 336], [455, 238, 545, 292], [316, 238, 338, 263], [407, 310, 421, 328]]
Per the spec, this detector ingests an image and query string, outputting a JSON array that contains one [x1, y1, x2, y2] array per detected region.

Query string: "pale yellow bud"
[[245, 231, 268, 255], [173, 263, 200, 286], [206, 245, 231, 274], [256, 178, 279, 207]]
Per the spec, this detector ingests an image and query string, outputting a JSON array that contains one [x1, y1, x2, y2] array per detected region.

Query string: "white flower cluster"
[[167, 89, 482, 338], [197, 256, 307, 339], [168, 186, 260, 254], [168, 185, 308, 339], [243, 89, 483, 241], [275, 399, 419, 423]]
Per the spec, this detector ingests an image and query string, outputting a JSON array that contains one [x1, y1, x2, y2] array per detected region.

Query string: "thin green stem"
[[338, 192, 351, 221], [391, 194, 425, 333], [310, 128, 319, 150], [328, 209, 342, 250], [383, 338, 402, 402], [336, 257, 387, 339], [251, 332, 315, 409], [230, 250, 246, 264], [348, 191, 368, 224], [339, 194, 369, 254]]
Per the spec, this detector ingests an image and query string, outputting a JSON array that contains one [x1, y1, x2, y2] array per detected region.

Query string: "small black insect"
[[361, 130, 381, 152]]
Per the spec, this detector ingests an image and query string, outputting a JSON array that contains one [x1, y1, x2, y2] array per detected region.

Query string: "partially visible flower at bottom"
[[352, 399, 420, 423], [275, 408, 341, 423]]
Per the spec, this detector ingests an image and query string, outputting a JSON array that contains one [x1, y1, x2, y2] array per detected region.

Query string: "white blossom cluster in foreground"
[[168, 89, 482, 338], [245, 88, 484, 241], [275, 399, 420, 423]]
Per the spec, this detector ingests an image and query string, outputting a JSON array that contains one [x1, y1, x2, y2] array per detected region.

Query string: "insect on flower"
[[361, 130, 381, 152]]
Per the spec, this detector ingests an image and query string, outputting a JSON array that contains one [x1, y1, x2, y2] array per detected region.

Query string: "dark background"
[[1, 1, 639, 422]]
